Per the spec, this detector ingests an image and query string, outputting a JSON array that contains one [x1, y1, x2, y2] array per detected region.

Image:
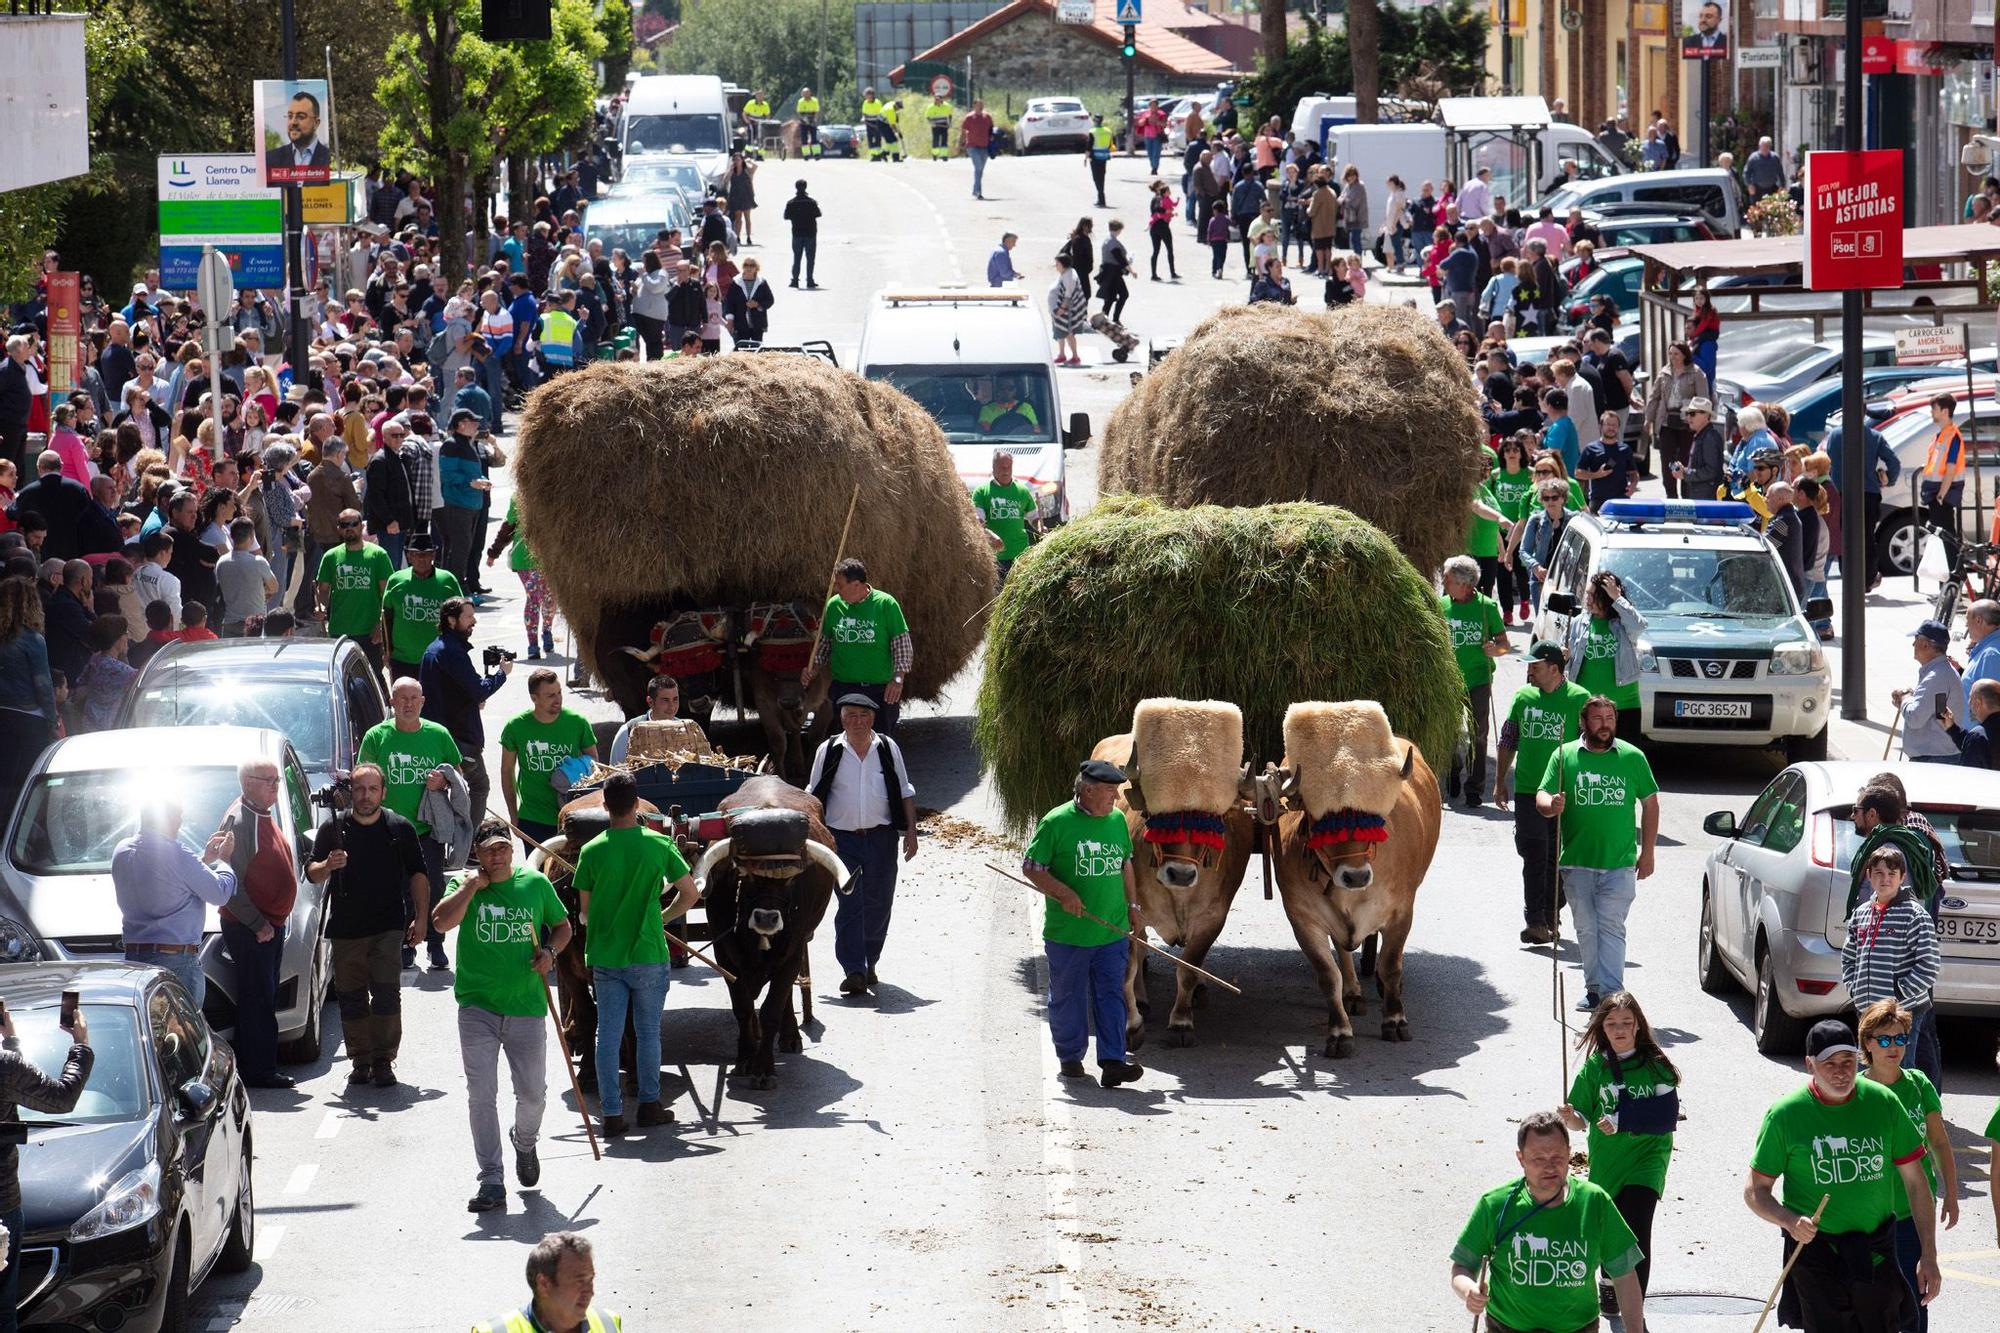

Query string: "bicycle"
[[1927, 532, 2000, 626]]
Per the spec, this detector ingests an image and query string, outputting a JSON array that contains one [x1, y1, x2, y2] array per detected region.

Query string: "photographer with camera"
[[360, 678, 468, 971], [307, 764, 429, 1088], [0, 994, 92, 1331], [420, 596, 513, 860]]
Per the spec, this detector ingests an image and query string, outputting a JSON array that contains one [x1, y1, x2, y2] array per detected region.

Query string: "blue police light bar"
[[1599, 499, 1759, 526]]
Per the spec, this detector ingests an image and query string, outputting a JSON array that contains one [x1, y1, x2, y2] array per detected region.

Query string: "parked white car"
[[1016, 98, 1093, 154], [1698, 761, 2000, 1053]]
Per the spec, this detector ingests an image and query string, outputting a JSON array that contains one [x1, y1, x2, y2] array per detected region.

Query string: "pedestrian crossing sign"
[[1115, 0, 1142, 23]]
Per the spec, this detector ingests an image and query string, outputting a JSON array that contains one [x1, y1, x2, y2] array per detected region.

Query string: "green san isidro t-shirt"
[[1450, 1178, 1642, 1333], [356, 718, 462, 837], [1567, 1051, 1678, 1195], [1750, 1078, 1925, 1236], [1577, 615, 1641, 710], [1440, 591, 1506, 690], [500, 707, 598, 826], [380, 565, 462, 665], [1507, 681, 1591, 801], [823, 588, 908, 685], [972, 478, 1038, 561], [1871, 1069, 1941, 1220], [1026, 800, 1132, 948], [574, 825, 691, 969], [316, 542, 395, 639], [1538, 738, 1658, 870], [1492, 466, 1538, 522], [450, 865, 567, 1016], [1467, 478, 1502, 559], [502, 498, 539, 572]]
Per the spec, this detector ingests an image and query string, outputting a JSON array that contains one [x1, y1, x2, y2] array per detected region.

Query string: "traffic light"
[[1121, 24, 1136, 59]]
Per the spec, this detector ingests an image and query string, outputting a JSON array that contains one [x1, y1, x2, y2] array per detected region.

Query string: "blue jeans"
[[592, 962, 669, 1116], [969, 145, 990, 196], [478, 355, 507, 430], [1806, 576, 1831, 636], [265, 539, 291, 612], [1908, 1005, 1943, 1091], [124, 944, 205, 1009], [832, 825, 900, 977], [220, 917, 287, 1077], [1893, 1215, 1928, 1332], [0, 1204, 20, 1333], [790, 232, 817, 284], [1561, 865, 1637, 999], [1046, 938, 1128, 1064], [377, 529, 405, 570], [1144, 138, 1162, 174]]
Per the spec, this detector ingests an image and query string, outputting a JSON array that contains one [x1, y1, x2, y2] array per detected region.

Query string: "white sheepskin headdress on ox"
[[1129, 698, 1244, 815], [1283, 701, 1405, 820]]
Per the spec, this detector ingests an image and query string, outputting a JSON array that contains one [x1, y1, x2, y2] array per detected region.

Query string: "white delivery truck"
[[855, 290, 1091, 526], [622, 74, 731, 186]]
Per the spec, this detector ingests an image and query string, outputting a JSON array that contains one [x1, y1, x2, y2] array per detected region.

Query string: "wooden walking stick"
[[496, 810, 739, 984], [537, 926, 602, 1162], [1471, 1257, 1488, 1332], [1881, 701, 1904, 761], [804, 483, 863, 684], [985, 862, 1244, 996], [1750, 1196, 1829, 1333]]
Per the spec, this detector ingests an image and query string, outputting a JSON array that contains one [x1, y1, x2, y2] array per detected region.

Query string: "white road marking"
[[252, 1223, 285, 1266], [314, 1111, 341, 1140], [283, 1163, 317, 1195], [1029, 885, 1093, 1333]]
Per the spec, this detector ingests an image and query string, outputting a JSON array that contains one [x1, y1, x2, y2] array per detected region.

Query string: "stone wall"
[[948, 13, 1220, 97]]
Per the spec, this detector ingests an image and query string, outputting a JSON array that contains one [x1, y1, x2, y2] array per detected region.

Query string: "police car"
[[1529, 500, 1834, 760]]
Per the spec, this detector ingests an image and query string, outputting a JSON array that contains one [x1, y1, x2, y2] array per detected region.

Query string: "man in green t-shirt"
[[1745, 1019, 1940, 1328], [971, 450, 1042, 583], [431, 820, 571, 1215], [1449, 1109, 1647, 1332], [1023, 759, 1145, 1090], [1497, 642, 1592, 945], [572, 772, 697, 1135], [500, 668, 599, 850], [801, 557, 913, 735], [358, 677, 466, 970], [379, 534, 461, 680], [1536, 696, 1659, 1010], [1440, 555, 1510, 809], [315, 507, 395, 676]]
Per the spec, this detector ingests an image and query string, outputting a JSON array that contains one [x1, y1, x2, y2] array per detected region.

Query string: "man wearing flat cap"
[[1023, 759, 1145, 1089], [1744, 1018, 1941, 1330], [806, 693, 918, 997]]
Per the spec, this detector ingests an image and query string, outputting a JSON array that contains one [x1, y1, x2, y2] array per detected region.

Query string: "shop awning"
[[1628, 223, 2000, 282]]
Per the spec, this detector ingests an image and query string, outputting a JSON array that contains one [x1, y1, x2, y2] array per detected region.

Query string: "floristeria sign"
[[1803, 149, 1903, 291]]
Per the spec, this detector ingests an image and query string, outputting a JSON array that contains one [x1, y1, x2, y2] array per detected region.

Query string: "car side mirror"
[[177, 1079, 217, 1120], [1804, 597, 1833, 622], [1063, 412, 1090, 450], [1546, 591, 1580, 617], [1703, 810, 1738, 839]]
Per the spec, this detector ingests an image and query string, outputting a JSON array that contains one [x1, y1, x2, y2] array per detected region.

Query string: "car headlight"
[[1769, 642, 1825, 676], [1634, 637, 1658, 673], [0, 916, 41, 963], [71, 1159, 161, 1242]]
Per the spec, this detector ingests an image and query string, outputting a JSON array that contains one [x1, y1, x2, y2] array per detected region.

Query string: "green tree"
[[1238, 3, 1491, 130], [659, 0, 855, 115], [598, 0, 636, 91]]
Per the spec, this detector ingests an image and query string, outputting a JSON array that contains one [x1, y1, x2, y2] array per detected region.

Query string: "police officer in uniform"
[[472, 1232, 622, 1333], [1089, 113, 1115, 208], [741, 90, 771, 158], [860, 87, 887, 162], [925, 92, 953, 160], [796, 86, 822, 159]]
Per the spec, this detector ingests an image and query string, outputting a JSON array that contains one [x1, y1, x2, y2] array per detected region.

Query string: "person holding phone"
[[112, 798, 238, 1004], [1891, 620, 1963, 766], [1940, 679, 2000, 770], [0, 994, 93, 1332]]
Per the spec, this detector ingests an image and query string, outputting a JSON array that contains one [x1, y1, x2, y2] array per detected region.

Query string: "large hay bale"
[[513, 357, 994, 708], [1098, 302, 1487, 577], [976, 497, 1462, 831]]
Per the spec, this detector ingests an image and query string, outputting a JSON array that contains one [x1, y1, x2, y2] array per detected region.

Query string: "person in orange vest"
[[1920, 392, 1965, 563]]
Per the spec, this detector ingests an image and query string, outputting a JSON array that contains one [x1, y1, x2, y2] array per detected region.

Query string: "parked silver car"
[[1698, 760, 2000, 1053], [0, 726, 332, 1063]]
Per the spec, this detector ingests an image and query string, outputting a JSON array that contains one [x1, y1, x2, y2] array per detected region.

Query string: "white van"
[[855, 290, 1091, 525], [622, 75, 730, 185], [1290, 95, 1422, 151], [1542, 168, 1744, 237], [1326, 121, 1621, 211]]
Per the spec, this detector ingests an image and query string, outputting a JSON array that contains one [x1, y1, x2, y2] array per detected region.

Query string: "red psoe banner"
[[1803, 150, 1904, 292]]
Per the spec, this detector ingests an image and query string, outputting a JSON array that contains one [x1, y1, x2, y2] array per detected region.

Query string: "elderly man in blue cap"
[[1023, 758, 1146, 1089], [1891, 618, 1963, 764]]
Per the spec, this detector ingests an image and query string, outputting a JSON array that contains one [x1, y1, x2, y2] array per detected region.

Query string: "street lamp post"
[[281, 0, 307, 385], [1837, 1, 1866, 718]]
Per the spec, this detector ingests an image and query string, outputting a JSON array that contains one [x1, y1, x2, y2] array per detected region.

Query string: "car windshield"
[[1743, 344, 1831, 377], [1600, 546, 1794, 619], [869, 365, 1057, 443], [1544, 186, 1588, 214], [10, 766, 246, 875], [127, 678, 331, 770], [621, 160, 704, 194], [14, 1004, 148, 1124], [624, 113, 726, 155], [586, 216, 686, 258], [1833, 807, 2000, 877]]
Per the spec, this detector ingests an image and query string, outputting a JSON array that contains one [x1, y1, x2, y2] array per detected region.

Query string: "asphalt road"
[[191, 149, 2000, 1331]]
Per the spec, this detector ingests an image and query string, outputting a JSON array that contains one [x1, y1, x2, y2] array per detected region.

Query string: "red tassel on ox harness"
[[1143, 811, 1229, 852], [1306, 810, 1388, 852]]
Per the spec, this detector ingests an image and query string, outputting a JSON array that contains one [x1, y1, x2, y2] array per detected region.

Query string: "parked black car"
[[821, 124, 860, 159], [8, 962, 254, 1330]]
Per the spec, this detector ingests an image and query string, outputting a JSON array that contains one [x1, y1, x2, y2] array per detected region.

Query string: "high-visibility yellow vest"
[[1091, 125, 1114, 158], [1926, 422, 1966, 487], [540, 309, 580, 366], [860, 98, 884, 121], [472, 1305, 622, 1333], [926, 100, 952, 124], [796, 96, 820, 119], [884, 102, 900, 129], [744, 99, 770, 119]]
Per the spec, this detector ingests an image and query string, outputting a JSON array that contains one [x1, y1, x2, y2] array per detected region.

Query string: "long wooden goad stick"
[[537, 963, 603, 1162], [984, 862, 1244, 997], [493, 810, 739, 984], [1751, 1196, 1830, 1333], [804, 483, 863, 681]]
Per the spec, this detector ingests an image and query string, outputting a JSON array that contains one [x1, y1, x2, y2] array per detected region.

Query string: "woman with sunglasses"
[[1842, 845, 1943, 1092], [1859, 996, 1958, 1332]]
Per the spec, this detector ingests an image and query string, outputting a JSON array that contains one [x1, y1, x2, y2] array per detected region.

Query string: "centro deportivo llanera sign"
[[1803, 149, 1904, 291]]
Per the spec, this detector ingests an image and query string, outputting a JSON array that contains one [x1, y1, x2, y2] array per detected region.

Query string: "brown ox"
[[1090, 698, 1256, 1050], [1270, 701, 1441, 1058]]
